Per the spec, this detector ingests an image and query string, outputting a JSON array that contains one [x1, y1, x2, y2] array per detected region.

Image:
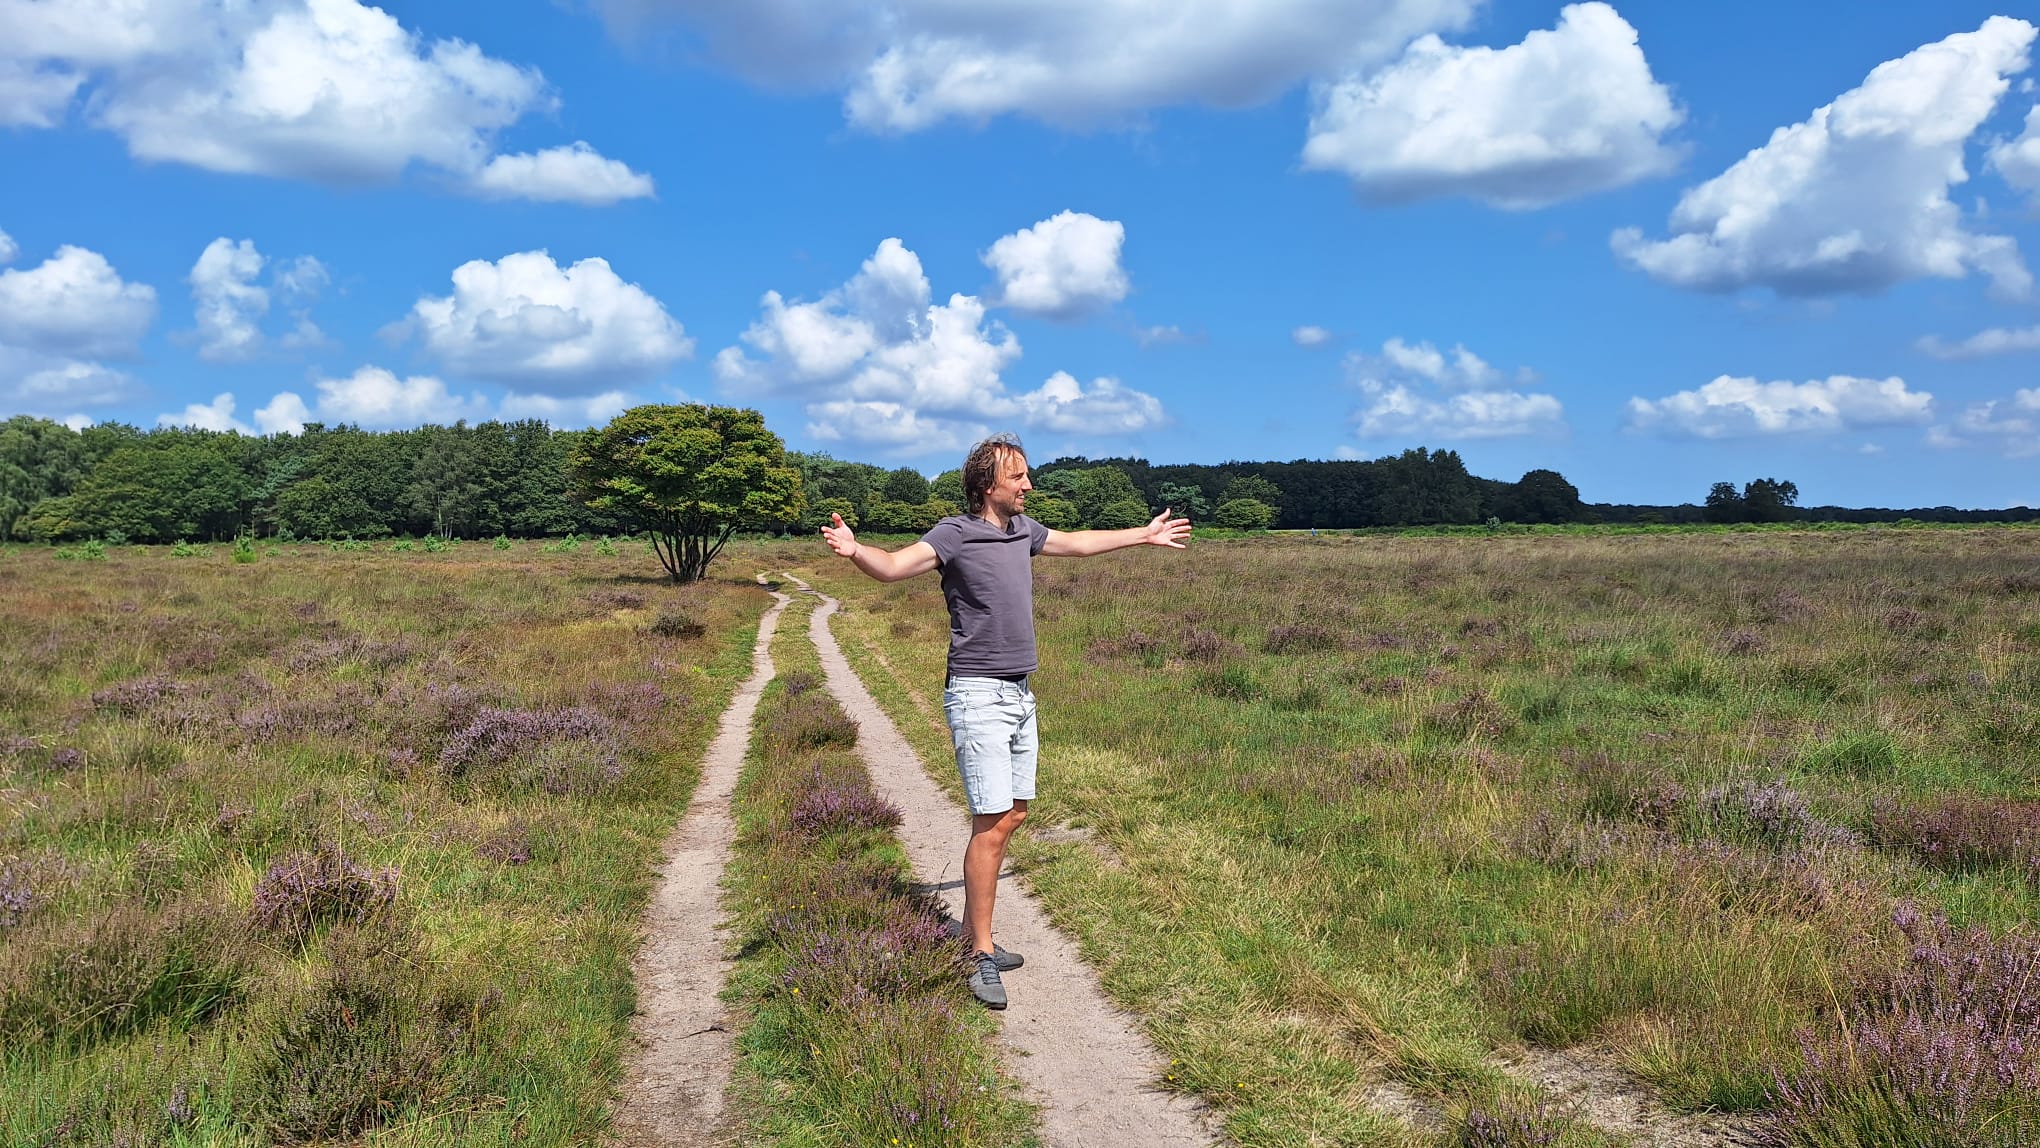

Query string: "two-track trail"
[[788, 573, 1221, 1148], [610, 580, 791, 1147]]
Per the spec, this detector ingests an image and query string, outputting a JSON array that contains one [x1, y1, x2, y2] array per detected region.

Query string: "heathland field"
[[789, 526, 2040, 1147], [0, 541, 766, 1145], [4, 527, 2037, 1147]]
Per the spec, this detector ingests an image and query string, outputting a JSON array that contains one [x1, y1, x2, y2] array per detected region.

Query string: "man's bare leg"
[[963, 800, 1028, 955]]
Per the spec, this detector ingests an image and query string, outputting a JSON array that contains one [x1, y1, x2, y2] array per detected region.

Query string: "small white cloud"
[[496, 389, 633, 427], [1916, 324, 2040, 359], [1627, 375, 1934, 438], [60, 413, 92, 431], [0, 244, 157, 358], [157, 391, 254, 433], [311, 365, 493, 428], [1931, 387, 2040, 457], [1614, 17, 2037, 298], [0, 227, 16, 264], [189, 237, 268, 362], [2, 354, 140, 409], [255, 390, 312, 435], [1134, 324, 1190, 347], [274, 255, 329, 303], [1990, 105, 2040, 198], [470, 141, 655, 205], [1305, 3, 1682, 208], [405, 250, 692, 387], [1347, 337, 1562, 439], [1014, 372, 1165, 433], [1292, 325, 1332, 348], [983, 211, 1128, 319]]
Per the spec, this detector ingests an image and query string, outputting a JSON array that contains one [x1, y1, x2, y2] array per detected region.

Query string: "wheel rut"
[[609, 578, 791, 1147], [786, 573, 1221, 1148]]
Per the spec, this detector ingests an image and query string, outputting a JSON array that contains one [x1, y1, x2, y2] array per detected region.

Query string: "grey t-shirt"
[[921, 513, 1052, 678]]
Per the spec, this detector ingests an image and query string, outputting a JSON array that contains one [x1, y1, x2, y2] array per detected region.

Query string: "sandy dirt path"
[[610, 580, 792, 1147], [790, 575, 1221, 1148]]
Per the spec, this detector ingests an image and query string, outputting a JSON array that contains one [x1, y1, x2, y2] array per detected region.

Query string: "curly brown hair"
[[961, 433, 1026, 515]]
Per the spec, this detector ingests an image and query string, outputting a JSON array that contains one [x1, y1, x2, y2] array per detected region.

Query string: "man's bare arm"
[[1040, 509, 1191, 557], [820, 512, 940, 582]]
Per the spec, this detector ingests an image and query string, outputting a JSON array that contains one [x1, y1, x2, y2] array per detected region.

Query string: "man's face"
[[985, 451, 1032, 516]]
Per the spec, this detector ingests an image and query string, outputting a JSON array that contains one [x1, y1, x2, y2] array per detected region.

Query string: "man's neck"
[[976, 506, 1013, 531]]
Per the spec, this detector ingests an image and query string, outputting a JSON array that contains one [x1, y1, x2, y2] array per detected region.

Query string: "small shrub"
[[1865, 795, 2040, 878], [388, 539, 416, 552], [540, 533, 581, 553], [1264, 623, 1339, 655], [0, 899, 247, 1046], [1456, 1095, 1570, 1147], [648, 609, 705, 639], [789, 777, 904, 836], [91, 674, 187, 715], [492, 534, 512, 550], [594, 535, 617, 556], [1422, 690, 1515, 740], [436, 705, 618, 788], [249, 845, 400, 943], [779, 670, 821, 698], [1696, 778, 1843, 849], [248, 920, 479, 1143], [232, 534, 258, 563], [1720, 628, 1765, 655], [1768, 906, 2040, 1146], [1180, 627, 1237, 661], [766, 693, 860, 751], [421, 534, 452, 553], [170, 540, 205, 558], [1193, 663, 1261, 701]]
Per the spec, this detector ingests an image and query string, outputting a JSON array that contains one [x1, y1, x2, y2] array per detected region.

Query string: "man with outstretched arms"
[[821, 433, 1191, 1009]]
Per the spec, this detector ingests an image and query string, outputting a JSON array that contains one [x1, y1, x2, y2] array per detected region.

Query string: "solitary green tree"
[[570, 404, 804, 583]]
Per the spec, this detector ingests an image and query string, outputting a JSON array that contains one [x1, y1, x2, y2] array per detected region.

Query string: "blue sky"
[[3, 0, 2038, 508]]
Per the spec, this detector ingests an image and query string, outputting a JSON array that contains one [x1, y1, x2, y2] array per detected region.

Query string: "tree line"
[[4, 412, 2030, 548]]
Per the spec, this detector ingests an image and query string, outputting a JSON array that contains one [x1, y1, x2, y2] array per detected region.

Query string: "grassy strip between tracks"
[[722, 587, 1035, 1147], [0, 541, 765, 1146]]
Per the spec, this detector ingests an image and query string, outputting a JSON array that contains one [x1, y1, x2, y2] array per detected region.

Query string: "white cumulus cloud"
[[983, 211, 1128, 318], [1626, 375, 1935, 438], [301, 365, 494, 428], [1015, 372, 1165, 433], [0, 244, 157, 358], [0, 237, 154, 417], [157, 391, 255, 433], [496, 389, 634, 427], [592, 0, 1477, 132], [1917, 324, 2040, 358], [716, 236, 1167, 451], [189, 238, 268, 362], [1292, 325, 1332, 348], [1347, 338, 1563, 440], [1305, 3, 1682, 208], [4, 0, 647, 201], [470, 141, 656, 205], [1991, 105, 2040, 197], [1614, 17, 2036, 298], [404, 250, 692, 388], [1932, 387, 2040, 457]]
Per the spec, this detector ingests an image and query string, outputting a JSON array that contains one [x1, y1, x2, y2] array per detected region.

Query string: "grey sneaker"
[[966, 951, 1008, 1009], [943, 920, 1023, 971]]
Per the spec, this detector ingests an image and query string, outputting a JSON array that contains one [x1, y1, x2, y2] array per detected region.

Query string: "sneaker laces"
[[972, 951, 1003, 986]]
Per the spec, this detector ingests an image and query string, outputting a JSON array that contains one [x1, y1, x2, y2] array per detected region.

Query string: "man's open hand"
[[821, 511, 858, 558], [1145, 509, 1192, 548]]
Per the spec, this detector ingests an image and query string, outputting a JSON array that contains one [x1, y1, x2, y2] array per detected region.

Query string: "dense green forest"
[[1, 414, 2031, 544]]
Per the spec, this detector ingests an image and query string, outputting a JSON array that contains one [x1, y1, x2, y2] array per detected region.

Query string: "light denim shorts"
[[942, 675, 1038, 815]]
